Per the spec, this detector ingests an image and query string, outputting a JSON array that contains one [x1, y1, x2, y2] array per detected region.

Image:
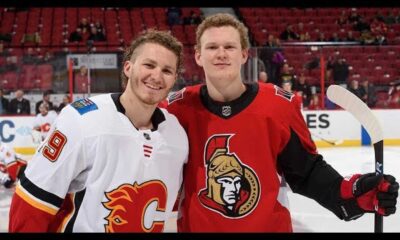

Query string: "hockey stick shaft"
[[374, 140, 384, 232], [327, 85, 384, 233]]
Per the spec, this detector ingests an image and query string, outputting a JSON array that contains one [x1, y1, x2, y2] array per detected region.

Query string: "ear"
[[194, 49, 203, 67], [123, 61, 132, 79], [241, 49, 249, 64]]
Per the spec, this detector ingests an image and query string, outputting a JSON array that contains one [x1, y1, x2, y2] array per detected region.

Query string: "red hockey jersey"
[[165, 83, 340, 232]]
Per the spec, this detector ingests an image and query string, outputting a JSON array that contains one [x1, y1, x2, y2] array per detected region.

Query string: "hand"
[[341, 173, 399, 217]]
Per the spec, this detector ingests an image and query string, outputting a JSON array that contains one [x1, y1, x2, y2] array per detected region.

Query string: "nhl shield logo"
[[221, 106, 231, 117]]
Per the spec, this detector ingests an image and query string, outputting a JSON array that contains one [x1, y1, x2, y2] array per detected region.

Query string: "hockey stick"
[[327, 85, 384, 233], [310, 132, 344, 146]]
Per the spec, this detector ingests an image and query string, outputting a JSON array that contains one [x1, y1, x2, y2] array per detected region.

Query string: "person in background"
[[258, 71, 268, 83], [0, 143, 27, 189], [163, 13, 398, 232], [293, 72, 312, 108], [0, 89, 9, 115], [57, 95, 71, 113], [35, 90, 54, 115], [9, 29, 188, 233], [32, 102, 58, 145], [8, 89, 31, 115], [74, 65, 89, 93]]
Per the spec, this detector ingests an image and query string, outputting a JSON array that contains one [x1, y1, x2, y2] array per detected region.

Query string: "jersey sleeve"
[[9, 105, 88, 232], [277, 99, 345, 219]]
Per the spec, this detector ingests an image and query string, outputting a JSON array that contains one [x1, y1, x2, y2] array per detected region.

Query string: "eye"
[[162, 69, 174, 75], [144, 63, 154, 68]]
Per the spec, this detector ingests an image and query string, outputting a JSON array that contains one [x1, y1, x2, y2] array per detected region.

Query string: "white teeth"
[[145, 83, 161, 90]]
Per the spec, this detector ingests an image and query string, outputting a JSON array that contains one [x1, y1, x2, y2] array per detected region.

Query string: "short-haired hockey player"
[[9, 30, 188, 232], [163, 13, 398, 232], [0, 143, 27, 189]]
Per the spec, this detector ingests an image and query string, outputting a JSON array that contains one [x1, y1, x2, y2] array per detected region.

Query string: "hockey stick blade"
[[327, 85, 384, 233]]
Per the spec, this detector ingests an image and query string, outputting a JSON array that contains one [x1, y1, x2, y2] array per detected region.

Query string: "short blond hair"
[[120, 29, 184, 87], [195, 13, 250, 51]]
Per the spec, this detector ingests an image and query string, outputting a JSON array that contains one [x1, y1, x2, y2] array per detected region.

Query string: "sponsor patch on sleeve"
[[71, 98, 98, 115], [167, 88, 186, 105]]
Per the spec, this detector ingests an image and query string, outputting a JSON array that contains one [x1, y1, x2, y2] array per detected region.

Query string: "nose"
[[151, 67, 163, 82], [216, 46, 227, 59]]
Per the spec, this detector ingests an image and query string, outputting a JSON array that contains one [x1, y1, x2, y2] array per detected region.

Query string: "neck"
[[205, 78, 246, 102], [119, 91, 156, 130]]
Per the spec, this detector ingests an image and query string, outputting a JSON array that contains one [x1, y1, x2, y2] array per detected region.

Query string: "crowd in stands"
[[1, 7, 400, 110]]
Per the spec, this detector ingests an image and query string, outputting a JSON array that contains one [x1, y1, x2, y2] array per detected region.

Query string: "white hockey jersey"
[[32, 110, 58, 142], [16, 93, 188, 232]]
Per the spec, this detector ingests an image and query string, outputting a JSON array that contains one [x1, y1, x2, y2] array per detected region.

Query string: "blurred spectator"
[[281, 80, 302, 109], [348, 80, 366, 100], [183, 11, 202, 25], [21, 32, 41, 44], [8, 89, 31, 115], [330, 57, 349, 86], [264, 34, 278, 48], [316, 32, 326, 42], [94, 20, 105, 34], [344, 31, 358, 42], [69, 27, 83, 42], [308, 94, 322, 110], [75, 65, 89, 93], [0, 41, 9, 57], [370, 17, 388, 37], [329, 32, 341, 42], [361, 80, 377, 107], [279, 24, 299, 41], [374, 33, 387, 45], [359, 31, 376, 45], [387, 81, 400, 108], [258, 71, 268, 83], [167, 7, 182, 26], [78, 17, 91, 32], [57, 95, 71, 113], [0, 89, 9, 114], [336, 11, 348, 27], [353, 16, 370, 32], [279, 63, 296, 86], [35, 90, 54, 115], [293, 72, 312, 108], [300, 32, 311, 42], [348, 8, 361, 24], [22, 47, 38, 64], [88, 26, 106, 42]]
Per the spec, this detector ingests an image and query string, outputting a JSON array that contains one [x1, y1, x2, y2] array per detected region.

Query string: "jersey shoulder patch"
[[167, 88, 186, 105], [273, 85, 294, 102], [71, 98, 98, 115]]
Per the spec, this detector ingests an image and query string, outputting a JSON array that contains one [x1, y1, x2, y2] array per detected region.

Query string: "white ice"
[[1, 146, 399, 232]]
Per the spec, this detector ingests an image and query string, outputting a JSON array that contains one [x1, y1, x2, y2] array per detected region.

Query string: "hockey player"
[[164, 13, 398, 232], [0, 143, 27, 189], [9, 30, 188, 232], [32, 102, 58, 144]]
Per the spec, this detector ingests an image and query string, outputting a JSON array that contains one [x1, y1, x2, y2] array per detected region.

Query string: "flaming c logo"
[[102, 180, 167, 232]]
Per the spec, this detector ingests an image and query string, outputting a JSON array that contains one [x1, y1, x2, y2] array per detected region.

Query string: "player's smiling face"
[[195, 26, 248, 86], [124, 43, 178, 106]]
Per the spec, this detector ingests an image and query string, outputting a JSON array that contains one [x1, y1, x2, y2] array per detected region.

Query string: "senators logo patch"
[[198, 134, 261, 218], [102, 180, 167, 233]]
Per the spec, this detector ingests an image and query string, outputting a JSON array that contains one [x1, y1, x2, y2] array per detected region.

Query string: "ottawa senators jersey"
[[10, 93, 188, 232], [165, 83, 343, 232]]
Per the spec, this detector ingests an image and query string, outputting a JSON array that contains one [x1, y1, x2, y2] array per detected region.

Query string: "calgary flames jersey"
[[9, 93, 188, 232], [32, 110, 58, 141], [165, 83, 343, 232]]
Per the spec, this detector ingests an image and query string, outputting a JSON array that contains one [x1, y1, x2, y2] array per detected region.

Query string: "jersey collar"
[[200, 82, 259, 119], [111, 93, 165, 131]]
